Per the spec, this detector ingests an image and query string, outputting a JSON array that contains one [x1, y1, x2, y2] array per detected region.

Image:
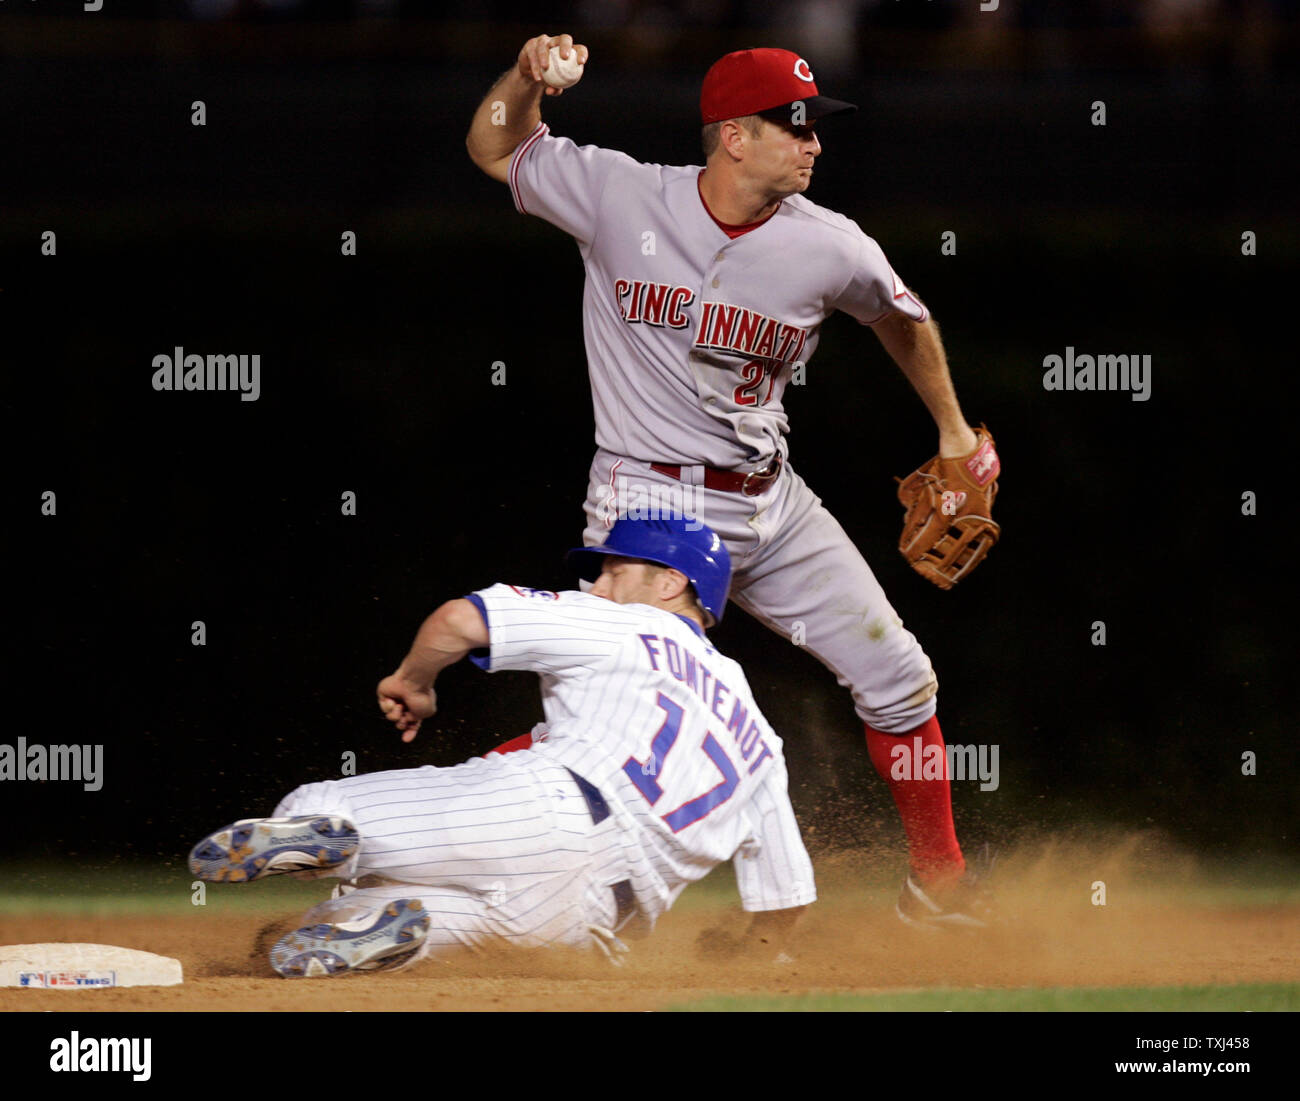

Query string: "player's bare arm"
[[377, 597, 490, 742], [871, 313, 978, 457], [466, 33, 589, 184]]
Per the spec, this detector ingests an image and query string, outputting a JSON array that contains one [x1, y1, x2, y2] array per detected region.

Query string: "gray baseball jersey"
[[509, 122, 940, 736], [273, 585, 814, 962], [509, 122, 927, 469]]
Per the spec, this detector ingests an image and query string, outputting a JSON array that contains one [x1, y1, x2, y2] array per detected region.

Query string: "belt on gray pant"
[[565, 767, 635, 927], [650, 453, 783, 496]]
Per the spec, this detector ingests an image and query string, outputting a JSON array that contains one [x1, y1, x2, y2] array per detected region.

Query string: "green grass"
[[5, 856, 1300, 915], [0, 861, 329, 916], [668, 983, 1300, 1012]]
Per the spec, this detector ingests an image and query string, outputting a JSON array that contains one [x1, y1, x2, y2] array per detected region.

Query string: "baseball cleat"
[[188, 815, 360, 883], [895, 846, 998, 932], [270, 898, 431, 978]]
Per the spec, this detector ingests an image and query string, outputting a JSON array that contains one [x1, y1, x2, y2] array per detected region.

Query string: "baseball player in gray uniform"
[[466, 35, 996, 929], [188, 516, 813, 977]]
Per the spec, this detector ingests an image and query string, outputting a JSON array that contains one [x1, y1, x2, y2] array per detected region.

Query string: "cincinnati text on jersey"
[[611, 277, 809, 371], [613, 279, 695, 328], [695, 302, 807, 370]]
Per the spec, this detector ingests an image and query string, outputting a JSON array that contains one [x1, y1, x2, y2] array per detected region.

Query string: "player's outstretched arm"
[[466, 33, 589, 184], [871, 313, 978, 457], [376, 598, 490, 742]]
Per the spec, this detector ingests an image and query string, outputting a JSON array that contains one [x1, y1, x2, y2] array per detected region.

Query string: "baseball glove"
[[896, 425, 1001, 590]]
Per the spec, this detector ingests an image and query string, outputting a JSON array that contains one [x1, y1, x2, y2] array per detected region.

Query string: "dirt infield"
[[4, 839, 1298, 1011]]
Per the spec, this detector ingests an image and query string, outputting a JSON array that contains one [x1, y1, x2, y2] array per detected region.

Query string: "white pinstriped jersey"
[[465, 584, 816, 920], [508, 123, 928, 470]]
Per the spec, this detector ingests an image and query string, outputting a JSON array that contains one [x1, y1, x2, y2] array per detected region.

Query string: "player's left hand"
[[376, 674, 437, 742], [896, 423, 1001, 590]]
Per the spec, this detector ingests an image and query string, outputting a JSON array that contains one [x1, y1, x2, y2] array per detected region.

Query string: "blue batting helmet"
[[566, 516, 732, 626]]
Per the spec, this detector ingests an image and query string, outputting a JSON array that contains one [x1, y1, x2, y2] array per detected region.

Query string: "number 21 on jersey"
[[733, 359, 779, 407], [622, 693, 739, 832]]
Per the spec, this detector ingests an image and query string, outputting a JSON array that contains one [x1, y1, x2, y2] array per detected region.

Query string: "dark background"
[[5, 2, 1295, 867]]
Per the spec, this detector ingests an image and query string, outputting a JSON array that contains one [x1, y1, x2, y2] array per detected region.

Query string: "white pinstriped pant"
[[273, 752, 630, 964]]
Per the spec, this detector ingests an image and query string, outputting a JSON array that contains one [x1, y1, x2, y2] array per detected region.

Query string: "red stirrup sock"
[[864, 716, 966, 886]]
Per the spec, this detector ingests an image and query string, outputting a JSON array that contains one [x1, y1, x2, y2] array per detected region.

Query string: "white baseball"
[[542, 46, 584, 89]]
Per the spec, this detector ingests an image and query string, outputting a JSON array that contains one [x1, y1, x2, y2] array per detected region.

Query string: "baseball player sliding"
[[189, 517, 813, 977], [466, 35, 1001, 928]]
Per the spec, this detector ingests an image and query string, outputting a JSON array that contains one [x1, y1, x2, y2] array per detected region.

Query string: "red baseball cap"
[[700, 48, 857, 125]]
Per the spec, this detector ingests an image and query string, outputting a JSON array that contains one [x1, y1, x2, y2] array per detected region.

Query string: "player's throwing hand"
[[517, 33, 588, 96], [376, 675, 437, 742]]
